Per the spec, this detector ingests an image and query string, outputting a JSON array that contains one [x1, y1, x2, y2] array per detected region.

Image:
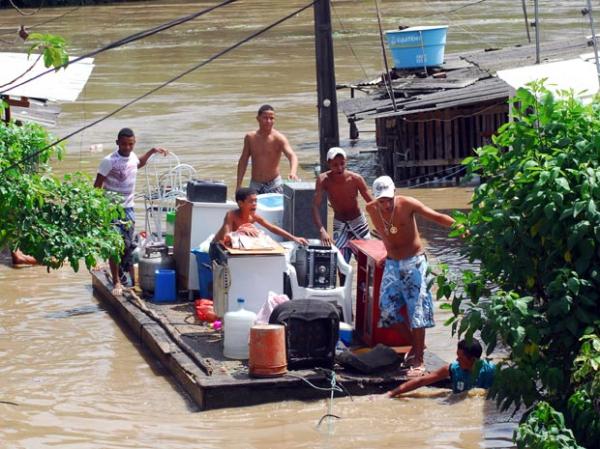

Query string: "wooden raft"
[[91, 269, 447, 410]]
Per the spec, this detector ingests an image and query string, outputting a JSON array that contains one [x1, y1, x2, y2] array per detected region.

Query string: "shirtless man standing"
[[312, 147, 372, 263], [236, 104, 299, 194], [366, 175, 455, 376]]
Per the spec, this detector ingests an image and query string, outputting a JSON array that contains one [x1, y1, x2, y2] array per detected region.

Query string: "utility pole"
[[583, 0, 600, 86], [314, 0, 339, 172], [521, 0, 531, 44], [534, 0, 540, 63]]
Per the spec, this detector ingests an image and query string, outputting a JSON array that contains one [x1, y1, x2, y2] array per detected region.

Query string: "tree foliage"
[[26, 33, 69, 70], [0, 120, 123, 271], [438, 83, 600, 447]]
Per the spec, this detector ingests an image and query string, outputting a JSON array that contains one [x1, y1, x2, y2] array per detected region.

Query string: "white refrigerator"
[[212, 244, 289, 316], [174, 198, 237, 294]]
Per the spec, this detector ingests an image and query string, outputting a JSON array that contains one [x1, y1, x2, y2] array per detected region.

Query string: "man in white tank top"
[[94, 128, 167, 295]]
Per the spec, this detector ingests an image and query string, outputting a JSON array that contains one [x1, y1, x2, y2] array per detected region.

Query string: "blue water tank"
[[385, 25, 448, 69]]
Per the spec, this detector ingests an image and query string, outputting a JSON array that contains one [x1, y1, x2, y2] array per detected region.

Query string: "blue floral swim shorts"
[[378, 254, 435, 329]]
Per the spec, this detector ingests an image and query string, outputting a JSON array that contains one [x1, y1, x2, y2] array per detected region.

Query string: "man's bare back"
[[236, 106, 298, 190]]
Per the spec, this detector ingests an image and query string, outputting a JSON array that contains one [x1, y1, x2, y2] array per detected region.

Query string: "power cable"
[[0, 0, 317, 176], [0, 53, 42, 89], [393, 163, 467, 188], [0, 0, 239, 96], [419, 0, 499, 49], [448, 0, 490, 14], [403, 164, 467, 189], [7, 0, 45, 17], [387, 101, 506, 123], [330, 2, 369, 80], [0, 4, 82, 36]]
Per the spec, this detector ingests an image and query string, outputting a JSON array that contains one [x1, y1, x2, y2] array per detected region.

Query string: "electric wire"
[[0, 33, 18, 44], [0, 53, 42, 89], [23, 4, 81, 28], [285, 368, 352, 428], [374, 0, 397, 111], [0, 1, 317, 176], [419, 0, 499, 49], [447, 0, 490, 14], [0, 0, 239, 96], [403, 164, 467, 189], [330, 2, 369, 80], [285, 372, 344, 392], [0, 4, 83, 36], [399, 101, 506, 123], [392, 163, 468, 189], [7, 0, 45, 17]]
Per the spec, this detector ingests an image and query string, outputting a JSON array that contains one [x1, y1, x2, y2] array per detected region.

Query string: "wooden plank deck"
[[91, 269, 448, 410]]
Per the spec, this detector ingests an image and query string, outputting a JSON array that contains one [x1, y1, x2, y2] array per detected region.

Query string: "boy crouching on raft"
[[213, 187, 308, 247]]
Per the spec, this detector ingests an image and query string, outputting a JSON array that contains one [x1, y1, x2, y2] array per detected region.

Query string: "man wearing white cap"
[[312, 147, 373, 265], [366, 175, 455, 376]]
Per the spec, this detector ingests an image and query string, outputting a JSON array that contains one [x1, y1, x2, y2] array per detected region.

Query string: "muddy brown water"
[[0, 1, 588, 447]]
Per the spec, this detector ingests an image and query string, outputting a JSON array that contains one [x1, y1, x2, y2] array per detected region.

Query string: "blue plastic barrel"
[[385, 25, 448, 69], [191, 249, 213, 299], [154, 269, 176, 302]]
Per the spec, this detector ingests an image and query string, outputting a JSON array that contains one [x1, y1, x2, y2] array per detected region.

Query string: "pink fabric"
[[255, 291, 290, 324]]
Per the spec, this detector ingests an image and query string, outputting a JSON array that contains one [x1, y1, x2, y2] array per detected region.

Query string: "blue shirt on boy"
[[449, 359, 495, 393]]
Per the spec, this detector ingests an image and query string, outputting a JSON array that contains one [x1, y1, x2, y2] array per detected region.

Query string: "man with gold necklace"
[[366, 176, 455, 376]]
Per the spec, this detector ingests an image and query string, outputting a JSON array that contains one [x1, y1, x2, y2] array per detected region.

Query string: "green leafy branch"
[[26, 32, 69, 70], [1, 120, 123, 271], [436, 82, 600, 446]]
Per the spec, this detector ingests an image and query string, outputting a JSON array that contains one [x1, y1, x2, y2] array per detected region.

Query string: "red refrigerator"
[[349, 239, 411, 347]]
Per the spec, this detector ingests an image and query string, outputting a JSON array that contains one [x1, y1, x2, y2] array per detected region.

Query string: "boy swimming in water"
[[386, 338, 495, 397]]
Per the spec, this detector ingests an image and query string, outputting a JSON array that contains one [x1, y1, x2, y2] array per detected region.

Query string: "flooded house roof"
[[0, 52, 94, 125], [338, 37, 596, 121]]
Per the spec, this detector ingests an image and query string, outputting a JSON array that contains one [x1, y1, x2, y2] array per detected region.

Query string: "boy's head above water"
[[235, 187, 258, 212], [456, 338, 483, 370]]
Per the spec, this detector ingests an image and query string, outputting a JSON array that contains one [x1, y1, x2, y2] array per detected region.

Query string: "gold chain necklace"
[[378, 200, 398, 235]]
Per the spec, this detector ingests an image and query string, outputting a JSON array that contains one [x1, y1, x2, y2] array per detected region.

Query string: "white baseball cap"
[[326, 147, 346, 160], [372, 175, 396, 199]]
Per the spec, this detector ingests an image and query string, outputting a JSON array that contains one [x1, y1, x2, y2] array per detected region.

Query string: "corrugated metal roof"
[[497, 58, 599, 102], [351, 77, 510, 120], [461, 39, 592, 75], [339, 37, 594, 121], [0, 52, 94, 102]]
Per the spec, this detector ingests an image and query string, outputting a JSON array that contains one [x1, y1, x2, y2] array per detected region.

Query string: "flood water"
[[0, 1, 589, 447]]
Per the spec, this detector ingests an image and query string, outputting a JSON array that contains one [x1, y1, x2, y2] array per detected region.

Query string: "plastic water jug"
[[223, 298, 257, 359]]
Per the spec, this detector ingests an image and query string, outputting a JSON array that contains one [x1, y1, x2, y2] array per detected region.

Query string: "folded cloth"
[[228, 231, 279, 250], [335, 344, 400, 374]]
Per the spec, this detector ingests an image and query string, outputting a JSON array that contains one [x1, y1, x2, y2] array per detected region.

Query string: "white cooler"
[[256, 193, 284, 241]]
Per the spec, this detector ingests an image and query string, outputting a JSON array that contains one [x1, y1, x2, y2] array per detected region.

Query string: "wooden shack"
[[338, 38, 595, 186]]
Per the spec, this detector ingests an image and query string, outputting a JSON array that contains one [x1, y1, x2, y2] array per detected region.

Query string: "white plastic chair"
[[286, 245, 354, 325], [142, 152, 196, 245]]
